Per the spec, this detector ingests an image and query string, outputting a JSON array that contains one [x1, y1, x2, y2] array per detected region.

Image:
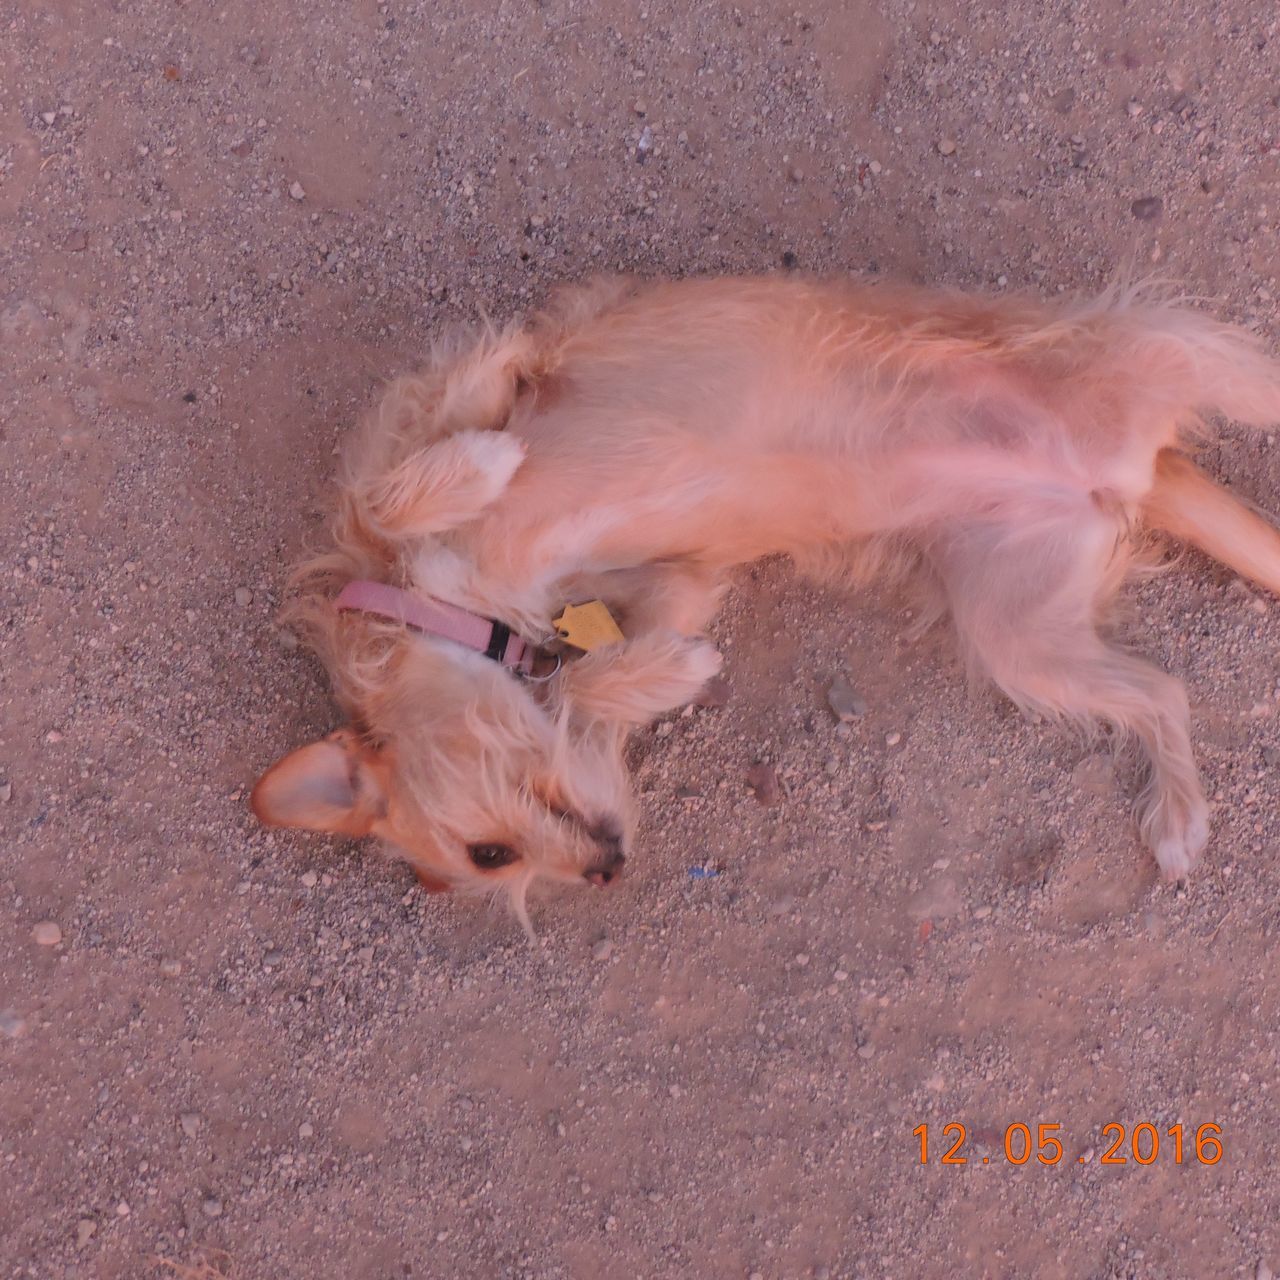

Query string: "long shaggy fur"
[[254, 273, 1280, 905]]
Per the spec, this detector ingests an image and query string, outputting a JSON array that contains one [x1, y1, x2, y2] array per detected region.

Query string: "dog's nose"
[[583, 837, 626, 887]]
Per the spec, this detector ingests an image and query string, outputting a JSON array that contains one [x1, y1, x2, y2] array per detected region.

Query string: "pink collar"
[[335, 580, 540, 676]]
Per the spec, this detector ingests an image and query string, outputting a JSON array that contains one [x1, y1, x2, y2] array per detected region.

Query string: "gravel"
[[4, 0, 1279, 1276]]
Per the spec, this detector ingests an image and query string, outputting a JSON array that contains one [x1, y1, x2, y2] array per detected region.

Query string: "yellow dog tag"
[[553, 600, 624, 651]]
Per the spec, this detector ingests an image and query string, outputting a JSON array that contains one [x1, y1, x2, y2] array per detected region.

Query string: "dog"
[[251, 274, 1280, 922]]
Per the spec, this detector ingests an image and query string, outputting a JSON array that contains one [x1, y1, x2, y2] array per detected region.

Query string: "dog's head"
[[251, 629, 720, 915]]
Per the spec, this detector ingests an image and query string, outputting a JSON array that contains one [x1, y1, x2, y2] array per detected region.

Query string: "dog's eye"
[[467, 842, 519, 870]]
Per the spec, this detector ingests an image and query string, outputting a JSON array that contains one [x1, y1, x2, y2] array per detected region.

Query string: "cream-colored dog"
[[252, 275, 1280, 920]]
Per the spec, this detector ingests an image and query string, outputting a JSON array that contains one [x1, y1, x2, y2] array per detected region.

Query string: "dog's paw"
[[451, 429, 527, 503], [1149, 798, 1210, 881], [561, 633, 723, 726], [364, 430, 526, 536]]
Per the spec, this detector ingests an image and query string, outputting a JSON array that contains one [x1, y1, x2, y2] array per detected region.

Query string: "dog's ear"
[[558, 632, 723, 727], [250, 729, 388, 837], [359, 429, 526, 537]]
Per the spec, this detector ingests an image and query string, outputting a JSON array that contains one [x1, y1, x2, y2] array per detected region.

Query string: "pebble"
[[591, 938, 614, 961], [857, 1043, 875, 1059], [289, 181, 306, 201], [115, 1201, 131, 1217], [41, 111, 57, 125], [234, 586, 254, 607], [180, 1112, 201, 1138], [826, 674, 867, 722], [159, 959, 182, 977], [937, 138, 956, 155], [1257, 1262, 1274, 1280], [64, 229, 88, 252], [885, 731, 902, 747], [299, 1121, 314, 1138], [1130, 196, 1163, 221], [0, 1010, 27, 1039], [301, 870, 319, 888], [32, 921, 62, 947], [76, 1219, 96, 1247], [202, 1196, 223, 1218], [0, 780, 10, 803], [745, 762, 781, 806]]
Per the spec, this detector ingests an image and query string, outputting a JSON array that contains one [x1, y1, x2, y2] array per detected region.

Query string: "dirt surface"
[[4, 2, 1280, 1277]]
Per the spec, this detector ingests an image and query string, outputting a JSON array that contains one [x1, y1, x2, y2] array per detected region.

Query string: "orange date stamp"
[[914, 1122, 1223, 1166]]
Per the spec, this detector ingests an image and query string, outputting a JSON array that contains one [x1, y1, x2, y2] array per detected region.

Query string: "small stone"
[[115, 1201, 130, 1217], [885, 731, 902, 747], [1051, 87, 1076, 113], [76, 1219, 96, 1247], [230, 139, 254, 158], [826, 674, 867, 722], [64, 229, 88, 252], [591, 938, 614, 961], [32, 921, 62, 947], [868, 160, 882, 175], [0, 1010, 28, 1038], [299, 1121, 314, 1138], [159, 959, 182, 977], [937, 138, 956, 155], [202, 1196, 223, 1218], [289, 181, 306, 201], [180, 1112, 201, 1138], [0, 781, 11, 803], [1130, 196, 1163, 221], [857, 1043, 875, 1059], [745, 762, 781, 806], [1256, 1262, 1274, 1280], [45, 729, 64, 744], [300, 870, 319, 888], [973, 905, 993, 920], [41, 111, 57, 125], [263, 949, 281, 969], [234, 586, 253, 607], [1126, 99, 1143, 117], [459, 1136, 472, 1152]]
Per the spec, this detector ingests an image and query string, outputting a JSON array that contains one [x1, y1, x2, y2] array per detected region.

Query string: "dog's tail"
[[1119, 295, 1280, 427], [1143, 450, 1280, 596]]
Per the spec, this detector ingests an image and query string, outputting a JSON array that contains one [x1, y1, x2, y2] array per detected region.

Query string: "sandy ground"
[[4, 1, 1280, 1277]]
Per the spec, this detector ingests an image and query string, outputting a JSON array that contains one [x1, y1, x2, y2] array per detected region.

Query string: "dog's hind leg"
[[929, 509, 1208, 879]]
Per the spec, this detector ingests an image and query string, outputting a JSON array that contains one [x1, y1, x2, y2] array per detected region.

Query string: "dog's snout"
[[584, 823, 626, 887], [584, 850, 625, 887]]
